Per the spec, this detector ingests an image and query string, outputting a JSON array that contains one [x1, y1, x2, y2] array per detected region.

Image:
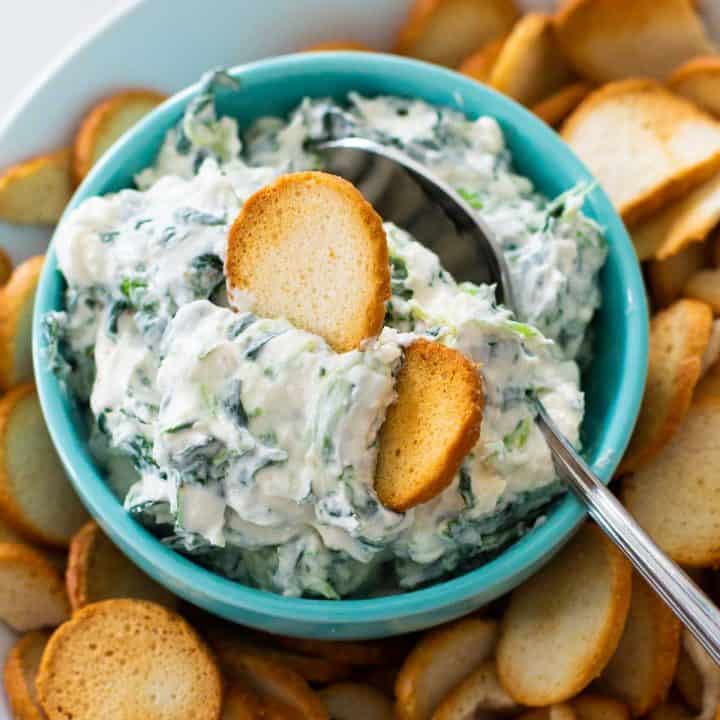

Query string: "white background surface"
[[0, 1, 133, 117]]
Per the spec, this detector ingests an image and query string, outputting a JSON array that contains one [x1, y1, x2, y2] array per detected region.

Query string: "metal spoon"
[[317, 136, 720, 665]]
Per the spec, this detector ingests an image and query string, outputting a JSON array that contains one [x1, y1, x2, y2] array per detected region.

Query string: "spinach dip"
[[45, 72, 607, 598]]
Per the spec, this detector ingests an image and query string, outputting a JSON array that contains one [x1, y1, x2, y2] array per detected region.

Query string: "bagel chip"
[[0, 255, 44, 390], [72, 89, 166, 183], [319, 683, 394, 720], [532, 82, 594, 128], [595, 575, 681, 716], [393, 0, 518, 67], [458, 36, 506, 83], [375, 338, 482, 511], [496, 523, 632, 706], [668, 56, 720, 118], [0, 247, 13, 286], [519, 705, 579, 720], [0, 149, 71, 225], [36, 599, 222, 720], [561, 79, 720, 225], [222, 681, 302, 720], [674, 630, 720, 719], [571, 694, 631, 720], [674, 646, 703, 712], [66, 520, 176, 611], [632, 173, 720, 262], [226, 171, 389, 352], [395, 617, 498, 720], [618, 299, 713, 475], [685, 269, 720, 313], [3, 630, 51, 720], [553, 0, 714, 83], [214, 651, 327, 720], [432, 660, 520, 720], [647, 243, 707, 308], [0, 543, 69, 632], [488, 13, 576, 106], [0, 384, 89, 547], [621, 396, 720, 566]]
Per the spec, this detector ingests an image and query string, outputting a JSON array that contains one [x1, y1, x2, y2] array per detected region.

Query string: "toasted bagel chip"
[[72, 89, 166, 183], [488, 13, 576, 106], [0, 543, 69, 632], [621, 396, 720, 566], [302, 40, 373, 52], [215, 651, 327, 720], [595, 575, 681, 716], [561, 79, 720, 225], [458, 36, 506, 83], [36, 599, 222, 720], [684, 269, 720, 313], [0, 255, 44, 390], [571, 693, 631, 720], [227, 171, 389, 352], [208, 629, 352, 684], [695, 355, 720, 401], [632, 173, 720, 262], [553, 0, 714, 83], [0, 384, 88, 547], [618, 299, 713, 475], [270, 634, 403, 666], [0, 150, 71, 225], [699, 320, 720, 378], [392, 0, 518, 67], [319, 682, 394, 720], [532, 82, 594, 127], [432, 660, 520, 720], [66, 520, 176, 611], [3, 630, 51, 720], [395, 617, 498, 720], [0, 247, 13, 286], [497, 523, 632, 706], [375, 338, 483, 511], [668, 56, 720, 118], [647, 243, 708, 307]]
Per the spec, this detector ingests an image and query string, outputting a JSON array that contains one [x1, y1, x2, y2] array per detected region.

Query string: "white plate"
[[0, 0, 716, 715]]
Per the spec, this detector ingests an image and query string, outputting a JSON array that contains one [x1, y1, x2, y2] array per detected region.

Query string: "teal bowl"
[[33, 53, 648, 639]]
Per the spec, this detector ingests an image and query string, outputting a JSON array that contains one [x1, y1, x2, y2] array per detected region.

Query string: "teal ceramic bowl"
[[33, 53, 648, 639]]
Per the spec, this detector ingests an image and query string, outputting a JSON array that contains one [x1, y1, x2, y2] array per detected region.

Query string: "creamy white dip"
[[44, 71, 607, 597]]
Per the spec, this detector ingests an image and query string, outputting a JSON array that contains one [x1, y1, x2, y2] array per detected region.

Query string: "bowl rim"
[[32, 51, 648, 629]]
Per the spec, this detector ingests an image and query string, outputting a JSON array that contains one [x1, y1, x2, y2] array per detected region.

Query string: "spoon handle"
[[536, 404, 720, 666]]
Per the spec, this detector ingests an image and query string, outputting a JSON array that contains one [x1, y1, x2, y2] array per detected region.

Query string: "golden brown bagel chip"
[[36, 599, 222, 720], [571, 694, 631, 720], [395, 617, 498, 720], [72, 89, 166, 183], [621, 396, 720, 566], [561, 79, 720, 226], [595, 575, 681, 716], [618, 299, 713, 475], [685, 269, 720, 313], [375, 338, 483, 511], [319, 682, 394, 720], [0, 543, 69, 632], [668, 56, 720, 118], [497, 523, 632, 706], [553, 0, 714, 83], [0, 150, 71, 225], [648, 243, 708, 308], [458, 36, 506, 83], [488, 13, 576, 106], [3, 630, 51, 720], [532, 82, 594, 127], [393, 0, 518, 67], [302, 40, 373, 52], [0, 384, 88, 547], [66, 520, 176, 611], [226, 171, 389, 352]]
